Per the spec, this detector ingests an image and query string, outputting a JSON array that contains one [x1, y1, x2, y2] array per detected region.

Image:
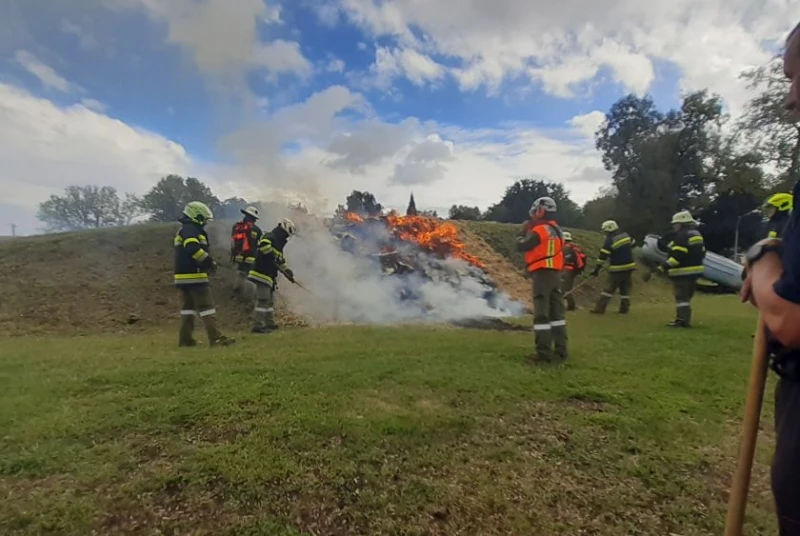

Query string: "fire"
[[385, 213, 485, 268], [344, 212, 364, 224]]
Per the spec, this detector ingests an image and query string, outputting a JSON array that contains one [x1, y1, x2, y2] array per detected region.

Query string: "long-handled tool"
[[724, 316, 770, 536], [564, 270, 602, 297], [291, 278, 316, 297]]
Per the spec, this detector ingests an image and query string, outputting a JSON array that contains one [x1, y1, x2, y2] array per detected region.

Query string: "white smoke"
[[265, 215, 524, 325]]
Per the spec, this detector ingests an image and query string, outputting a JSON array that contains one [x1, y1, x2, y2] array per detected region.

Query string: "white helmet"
[[671, 210, 695, 225], [601, 220, 619, 233], [562, 231, 573, 242], [529, 196, 557, 217], [277, 218, 297, 237], [241, 206, 259, 220]]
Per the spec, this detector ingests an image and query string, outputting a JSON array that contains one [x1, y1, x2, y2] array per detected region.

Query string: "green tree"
[[739, 57, 800, 184], [345, 190, 383, 216], [139, 175, 220, 222], [483, 178, 583, 227], [37, 185, 136, 232], [448, 205, 482, 221], [581, 189, 618, 232]]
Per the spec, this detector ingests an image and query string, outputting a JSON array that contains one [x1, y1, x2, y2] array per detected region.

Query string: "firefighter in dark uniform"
[[248, 218, 296, 333], [764, 192, 793, 239], [230, 206, 263, 296], [740, 25, 800, 532], [174, 201, 234, 347], [656, 210, 705, 327], [561, 231, 586, 311], [517, 196, 567, 363], [590, 220, 636, 314]]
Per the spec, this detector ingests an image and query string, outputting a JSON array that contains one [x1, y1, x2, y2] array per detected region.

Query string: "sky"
[[0, 0, 795, 235]]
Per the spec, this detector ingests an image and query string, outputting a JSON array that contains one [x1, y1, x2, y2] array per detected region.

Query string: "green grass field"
[[0, 296, 777, 535]]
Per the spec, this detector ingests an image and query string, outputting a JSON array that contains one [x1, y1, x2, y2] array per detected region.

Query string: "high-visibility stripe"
[[600, 248, 611, 255], [533, 324, 551, 331], [688, 236, 704, 244], [180, 310, 197, 315], [199, 236, 208, 245], [254, 307, 274, 313], [671, 245, 688, 253], [620, 295, 630, 300], [669, 265, 704, 275], [244, 256, 255, 264], [198, 308, 216, 317], [601, 292, 613, 298], [676, 302, 691, 308], [608, 263, 636, 272], [183, 237, 200, 247], [192, 250, 209, 261], [612, 237, 631, 249], [667, 257, 681, 267], [768, 230, 778, 238], [174, 236, 183, 246], [550, 320, 567, 327], [248, 271, 274, 286]]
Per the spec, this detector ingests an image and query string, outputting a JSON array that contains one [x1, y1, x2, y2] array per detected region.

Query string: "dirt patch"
[[449, 317, 529, 332]]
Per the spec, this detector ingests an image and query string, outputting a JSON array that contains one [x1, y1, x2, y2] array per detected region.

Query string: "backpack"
[[568, 243, 587, 272], [231, 221, 253, 256]]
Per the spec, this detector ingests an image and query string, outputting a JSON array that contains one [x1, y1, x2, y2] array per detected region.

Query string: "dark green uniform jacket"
[[598, 231, 636, 272], [766, 211, 791, 239], [248, 228, 290, 288], [231, 220, 263, 264], [662, 227, 705, 277], [174, 220, 214, 286]]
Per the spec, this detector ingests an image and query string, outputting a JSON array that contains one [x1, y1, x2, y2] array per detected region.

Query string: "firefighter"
[[763, 192, 793, 239], [517, 196, 567, 363], [590, 220, 636, 314], [248, 218, 297, 333], [230, 206, 263, 296], [561, 231, 587, 311], [657, 210, 706, 327], [174, 201, 234, 347]]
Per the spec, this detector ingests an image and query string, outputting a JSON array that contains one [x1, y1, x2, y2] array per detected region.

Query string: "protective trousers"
[[252, 283, 277, 331], [179, 286, 222, 345], [671, 276, 698, 326], [233, 262, 253, 296], [532, 269, 567, 361], [562, 270, 577, 311], [593, 271, 632, 314], [772, 377, 800, 535]]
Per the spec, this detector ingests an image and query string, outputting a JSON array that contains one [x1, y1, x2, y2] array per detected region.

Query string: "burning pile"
[[322, 211, 523, 321]]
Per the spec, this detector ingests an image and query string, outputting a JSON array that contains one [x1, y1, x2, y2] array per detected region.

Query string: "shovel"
[[723, 316, 769, 536]]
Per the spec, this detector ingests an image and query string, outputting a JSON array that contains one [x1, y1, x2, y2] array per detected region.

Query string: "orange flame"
[[344, 212, 364, 224], [385, 214, 485, 268]]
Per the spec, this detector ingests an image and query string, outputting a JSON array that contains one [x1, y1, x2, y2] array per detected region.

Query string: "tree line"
[[38, 56, 796, 255]]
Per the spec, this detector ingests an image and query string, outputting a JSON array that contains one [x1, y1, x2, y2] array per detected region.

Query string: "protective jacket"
[[174, 219, 214, 286], [248, 228, 291, 288], [766, 211, 791, 239], [518, 219, 565, 272], [231, 219, 263, 264], [598, 231, 636, 272], [563, 242, 586, 273], [661, 227, 706, 277]]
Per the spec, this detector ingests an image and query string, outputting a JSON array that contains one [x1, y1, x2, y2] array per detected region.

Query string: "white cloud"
[[569, 111, 606, 138], [14, 50, 75, 93], [0, 82, 194, 232], [371, 46, 446, 89], [327, 57, 346, 73], [324, 0, 794, 108], [60, 20, 99, 50], [80, 98, 107, 113], [252, 40, 313, 78]]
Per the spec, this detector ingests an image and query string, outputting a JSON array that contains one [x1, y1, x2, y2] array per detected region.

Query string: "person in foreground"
[[517, 196, 567, 363], [740, 21, 800, 534], [173, 201, 235, 347]]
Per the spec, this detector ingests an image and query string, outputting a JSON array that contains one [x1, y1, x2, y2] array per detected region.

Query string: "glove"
[[590, 266, 601, 277], [283, 268, 295, 283]]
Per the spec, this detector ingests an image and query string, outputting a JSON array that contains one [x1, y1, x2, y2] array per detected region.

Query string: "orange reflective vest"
[[524, 220, 565, 272]]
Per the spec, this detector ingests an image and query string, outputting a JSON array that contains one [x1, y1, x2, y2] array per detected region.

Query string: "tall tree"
[[345, 190, 383, 216], [449, 205, 482, 221], [739, 57, 800, 184], [37, 185, 135, 232], [483, 178, 583, 226], [139, 175, 220, 222]]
